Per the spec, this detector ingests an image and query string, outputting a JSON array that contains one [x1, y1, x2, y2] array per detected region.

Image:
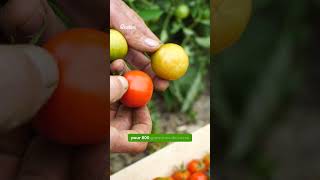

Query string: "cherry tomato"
[[120, 70, 153, 107], [175, 4, 190, 19], [189, 172, 208, 180], [110, 29, 128, 61], [34, 28, 108, 145], [151, 43, 189, 80], [172, 169, 190, 180], [203, 153, 210, 170], [187, 160, 206, 174], [213, 0, 252, 54]]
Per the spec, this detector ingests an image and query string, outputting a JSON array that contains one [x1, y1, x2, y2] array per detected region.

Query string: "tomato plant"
[[187, 160, 206, 173], [151, 43, 189, 80], [34, 28, 108, 145], [188, 172, 208, 180], [172, 169, 190, 180], [110, 29, 128, 61], [121, 70, 153, 107], [212, 0, 252, 54], [175, 4, 190, 19]]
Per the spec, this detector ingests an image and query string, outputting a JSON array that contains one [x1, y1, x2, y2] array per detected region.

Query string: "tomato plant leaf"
[[195, 36, 210, 48], [138, 9, 163, 22]]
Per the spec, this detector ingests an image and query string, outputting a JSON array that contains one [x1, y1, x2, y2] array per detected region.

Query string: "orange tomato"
[[34, 28, 108, 145]]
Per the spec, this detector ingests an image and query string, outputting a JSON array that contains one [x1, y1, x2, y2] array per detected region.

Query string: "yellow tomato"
[[212, 0, 252, 54], [110, 29, 128, 61], [151, 43, 189, 80]]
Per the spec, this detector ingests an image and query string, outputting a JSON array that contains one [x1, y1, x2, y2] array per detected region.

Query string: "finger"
[[71, 144, 108, 180], [110, 76, 128, 104], [0, 45, 58, 131], [126, 49, 169, 91], [110, 102, 120, 120], [131, 106, 152, 134], [0, 0, 66, 43], [0, 126, 32, 180], [110, 0, 161, 52], [17, 137, 71, 180], [110, 59, 130, 75], [110, 127, 148, 153], [111, 105, 132, 130], [110, 106, 152, 153]]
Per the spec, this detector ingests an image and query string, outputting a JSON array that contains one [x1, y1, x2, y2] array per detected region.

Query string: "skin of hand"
[[110, 60, 152, 153], [0, 0, 107, 179]]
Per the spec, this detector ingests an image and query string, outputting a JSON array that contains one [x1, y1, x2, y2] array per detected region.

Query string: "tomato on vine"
[[175, 4, 190, 19]]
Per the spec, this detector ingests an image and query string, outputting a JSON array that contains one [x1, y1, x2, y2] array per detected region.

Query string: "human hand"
[[110, 0, 169, 91], [110, 59, 152, 153], [0, 1, 107, 179]]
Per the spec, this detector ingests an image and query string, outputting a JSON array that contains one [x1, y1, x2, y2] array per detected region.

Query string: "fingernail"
[[144, 38, 160, 48], [117, 76, 128, 90]]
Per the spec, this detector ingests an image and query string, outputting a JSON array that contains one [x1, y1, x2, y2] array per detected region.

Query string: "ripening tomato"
[[175, 4, 190, 19], [151, 43, 189, 80], [213, 0, 252, 54], [34, 28, 108, 145], [187, 160, 206, 174], [110, 29, 128, 61], [121, 70, 153, 107], [189, 172, 208, 180], [172, 169, 190, 180], [203, 153, 210, 169]]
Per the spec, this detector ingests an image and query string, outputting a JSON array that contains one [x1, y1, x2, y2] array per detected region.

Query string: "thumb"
[[110, 76, 128, 104], [0, 45, 59, 131]]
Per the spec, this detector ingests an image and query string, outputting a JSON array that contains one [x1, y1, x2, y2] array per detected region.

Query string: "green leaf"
[[195, 36, 210, 48], [181, 70, 203, 112], [183, 28, 194, 36], [170, 21, 182, 34], [138, 9, 163, 22]]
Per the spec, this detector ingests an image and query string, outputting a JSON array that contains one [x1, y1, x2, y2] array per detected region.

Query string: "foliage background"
[[213, 0, 320, 179]]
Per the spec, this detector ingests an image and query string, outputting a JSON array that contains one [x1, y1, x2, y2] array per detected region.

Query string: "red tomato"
[[187, 160, 206, 174], [172, 169, 190, 180], [189, 172, 208, 180], [34, 28, 108, 145], [120, 70, 153, 107]]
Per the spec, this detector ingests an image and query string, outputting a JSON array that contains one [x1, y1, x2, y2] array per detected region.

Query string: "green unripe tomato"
[[110, 29, 128, 61], [175, 4, 190, 19]]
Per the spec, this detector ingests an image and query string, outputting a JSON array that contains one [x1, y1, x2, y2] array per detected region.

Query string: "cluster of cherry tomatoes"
[[153, 153, 211, 180], [110, 29, 189, 108]]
